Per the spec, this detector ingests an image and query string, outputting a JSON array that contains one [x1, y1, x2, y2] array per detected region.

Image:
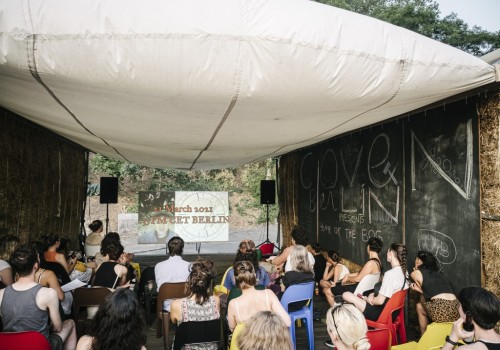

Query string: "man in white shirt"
[[154, 237, 190, 311]]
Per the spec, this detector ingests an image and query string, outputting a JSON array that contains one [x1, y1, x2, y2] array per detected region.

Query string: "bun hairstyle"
[[188, 259, 216, 305], [88, 220, 103, 233], [326, 304, 370, 350], [367, 237, 383, 253], [234, 260, 256, 290]]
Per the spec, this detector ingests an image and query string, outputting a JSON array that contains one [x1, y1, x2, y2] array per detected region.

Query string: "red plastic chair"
[[0, 331, 51, 350], [366, 289, 408, 346], [366, 328, 391, 350], [259, 243, 275, 256]]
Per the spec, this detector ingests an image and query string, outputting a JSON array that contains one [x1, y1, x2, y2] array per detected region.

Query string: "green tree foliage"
[[89, 154, 278, 224], [317, 0, 499, 55]]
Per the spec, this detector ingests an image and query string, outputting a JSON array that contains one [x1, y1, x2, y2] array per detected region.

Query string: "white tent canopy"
[[0, 0, 496, 169]]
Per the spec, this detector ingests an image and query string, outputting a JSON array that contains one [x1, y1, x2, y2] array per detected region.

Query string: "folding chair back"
[[280, 282, 315, 350], [72, 287, 112, 337], [173, 318, 222, 350], [156, 282, 190, 350]]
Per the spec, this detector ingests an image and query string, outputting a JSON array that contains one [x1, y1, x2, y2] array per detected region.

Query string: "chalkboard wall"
[[297, 100, 481, 291]]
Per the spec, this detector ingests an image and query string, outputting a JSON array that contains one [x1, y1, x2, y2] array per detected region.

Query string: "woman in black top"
[[93, 243, 128, 289], [410, 250, 459, 335]]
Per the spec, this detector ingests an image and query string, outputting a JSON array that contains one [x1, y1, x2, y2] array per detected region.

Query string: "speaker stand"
[[105, 203, 109, 234], [257, 204, 279, 252]]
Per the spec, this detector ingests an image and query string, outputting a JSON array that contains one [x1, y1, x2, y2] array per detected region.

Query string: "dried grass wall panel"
[[0, 107, 87, 247], [478, 89, 500, 296], [278, 153, 300, 247]]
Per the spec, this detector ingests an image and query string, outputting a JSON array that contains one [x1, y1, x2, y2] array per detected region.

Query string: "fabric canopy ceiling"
[[0, 0, 496, 170]]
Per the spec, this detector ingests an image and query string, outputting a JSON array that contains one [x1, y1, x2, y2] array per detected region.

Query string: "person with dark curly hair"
[[268, 225, 315, 272], [441, 286, 500, 350], [170, 259, 220, 350], [76, 288, 146, 350], [410, 250, 459, 335]]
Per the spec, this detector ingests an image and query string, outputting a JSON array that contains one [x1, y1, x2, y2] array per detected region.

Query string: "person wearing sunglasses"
[[325, 303, 370, 349]]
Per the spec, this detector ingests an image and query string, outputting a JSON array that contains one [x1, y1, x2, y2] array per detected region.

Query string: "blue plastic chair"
[[280, 281, 315, 350]]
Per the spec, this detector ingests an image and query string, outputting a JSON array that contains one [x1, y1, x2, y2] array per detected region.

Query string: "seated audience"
[[155, 236, 190, 311], [311, 243, 327, 286], [237, 311, 293, 350], [0, 235, 20, 286], [76, 288, 146, 350], [227, 261, 291, 350], [224, 240, 269, 291], [268, 225, 315, 272], [343, 243, 409, 321], [325, 303, 370, 350], [44, 234, 78, 274], [281, 244, 315, 310], [96, 232, 134, 279], [328, 237, 382, 306], [410, 250, 459, 334], [320, 250, 350, 305], [283, 244, 315, 286], [0, 244, 76, 349], [441, 286, 500, 350], [170, 259, 220, 349], [84, 220, 105, 258], [92, 242, 128, 289], [33, 241, 72, 316]]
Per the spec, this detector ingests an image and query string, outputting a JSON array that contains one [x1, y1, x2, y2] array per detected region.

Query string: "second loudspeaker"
[[260, 180, 276, 205]]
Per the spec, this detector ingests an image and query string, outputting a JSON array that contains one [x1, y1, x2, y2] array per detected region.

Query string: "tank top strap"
[[235, 298, 242, 323], [180, 298, 189, 322], [37, 269, 46, 284]]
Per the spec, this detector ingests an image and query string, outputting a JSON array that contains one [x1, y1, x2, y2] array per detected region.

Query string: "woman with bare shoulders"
[[227, 261, 290, 350], [170, 259, 220, 350], [324, 237, 383, 307]]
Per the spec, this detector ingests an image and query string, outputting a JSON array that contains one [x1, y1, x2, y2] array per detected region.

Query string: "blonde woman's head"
[[234, 260, 256, 290], [237, 311, 293, 350], [326, 304, 370, 350], [289, 244, 313, 274]]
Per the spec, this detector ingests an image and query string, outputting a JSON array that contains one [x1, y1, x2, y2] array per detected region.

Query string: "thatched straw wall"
[[0, 107, 88, 247], [278, 152, 300, 248], [478, 88, 500, 296]]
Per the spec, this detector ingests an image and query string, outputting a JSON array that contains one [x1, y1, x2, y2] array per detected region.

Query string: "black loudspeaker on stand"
[[257, 180, 279, 252], [100, 177, 118, 234]]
